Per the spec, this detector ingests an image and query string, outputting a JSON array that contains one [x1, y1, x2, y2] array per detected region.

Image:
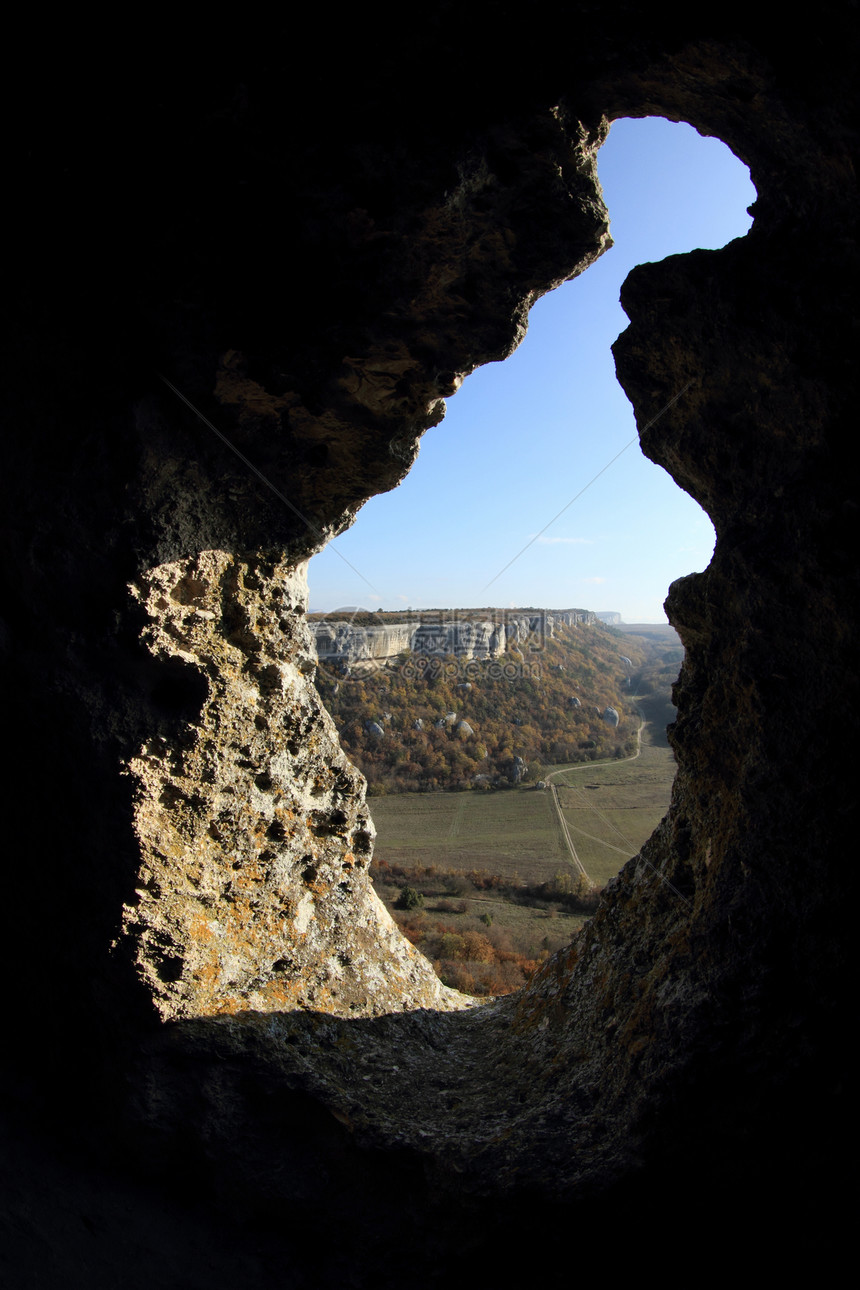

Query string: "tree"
[[395, 885, 423, 911]]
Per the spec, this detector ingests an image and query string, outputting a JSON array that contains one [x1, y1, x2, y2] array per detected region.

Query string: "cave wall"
[[3, 5, 856, 1282]]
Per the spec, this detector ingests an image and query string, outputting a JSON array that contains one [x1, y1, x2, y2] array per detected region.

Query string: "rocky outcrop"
[[125, 553, 466, 1019], [3, 8, 855, 1284]]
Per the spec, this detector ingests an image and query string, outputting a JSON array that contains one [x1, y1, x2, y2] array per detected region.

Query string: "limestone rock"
[[312, 609, 595, 664], [508, 756, 527, 784], [125, 554, 468, 1020], [315, 622, 413, 665]]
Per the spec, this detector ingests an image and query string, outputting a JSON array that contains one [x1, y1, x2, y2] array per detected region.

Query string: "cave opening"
[[308, 117, 754, 614], [7, 21, 852, 1276], [305, 117, 756, 997]]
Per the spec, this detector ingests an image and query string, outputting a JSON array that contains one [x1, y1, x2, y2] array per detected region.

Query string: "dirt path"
[[543, 702, 647, 883], [548, 781, 589, 881]]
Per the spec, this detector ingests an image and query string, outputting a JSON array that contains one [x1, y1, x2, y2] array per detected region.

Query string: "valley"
[[311, 611, 682, 994]]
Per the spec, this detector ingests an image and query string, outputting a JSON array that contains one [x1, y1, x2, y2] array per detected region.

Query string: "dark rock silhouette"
[[2, 7, 854, 1284]]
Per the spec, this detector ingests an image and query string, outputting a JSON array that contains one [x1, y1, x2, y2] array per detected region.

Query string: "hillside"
[[311, 612, 649, 793]]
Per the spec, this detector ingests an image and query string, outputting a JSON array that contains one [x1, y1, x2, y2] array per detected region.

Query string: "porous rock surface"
[[126, 553, 466, 1018], [3, 6, 855, 1284]]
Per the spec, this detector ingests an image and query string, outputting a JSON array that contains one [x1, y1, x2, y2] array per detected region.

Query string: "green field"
[[369, 722, 676, 889], [369, 787, 567, 880]]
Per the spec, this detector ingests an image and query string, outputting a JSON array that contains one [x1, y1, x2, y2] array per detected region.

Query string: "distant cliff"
[[312, 609, 596, 666]]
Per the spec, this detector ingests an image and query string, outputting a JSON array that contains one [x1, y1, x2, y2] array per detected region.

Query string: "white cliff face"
[[312, 610, 594, 665], [314, 623, 414, 662]]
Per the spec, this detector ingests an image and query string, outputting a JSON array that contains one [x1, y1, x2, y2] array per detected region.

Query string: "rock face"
[[314, 621, 414, 664], [126, 553, 465, 1020], [313, 608, 593, 665], [3, 9, 856, 1284]]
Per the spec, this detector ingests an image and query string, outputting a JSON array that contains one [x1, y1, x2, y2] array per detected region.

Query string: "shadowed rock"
[[2, 7, 854, 1284]]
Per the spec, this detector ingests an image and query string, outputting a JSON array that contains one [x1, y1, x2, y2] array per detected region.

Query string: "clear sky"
[[307, 117, 756, 623]]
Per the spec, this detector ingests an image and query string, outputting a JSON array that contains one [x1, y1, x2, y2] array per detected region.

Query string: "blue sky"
[[308, 117, 756, 622]]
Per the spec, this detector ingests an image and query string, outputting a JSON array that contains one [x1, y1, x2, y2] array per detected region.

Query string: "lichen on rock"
[[125, 550, 469, 1018]]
